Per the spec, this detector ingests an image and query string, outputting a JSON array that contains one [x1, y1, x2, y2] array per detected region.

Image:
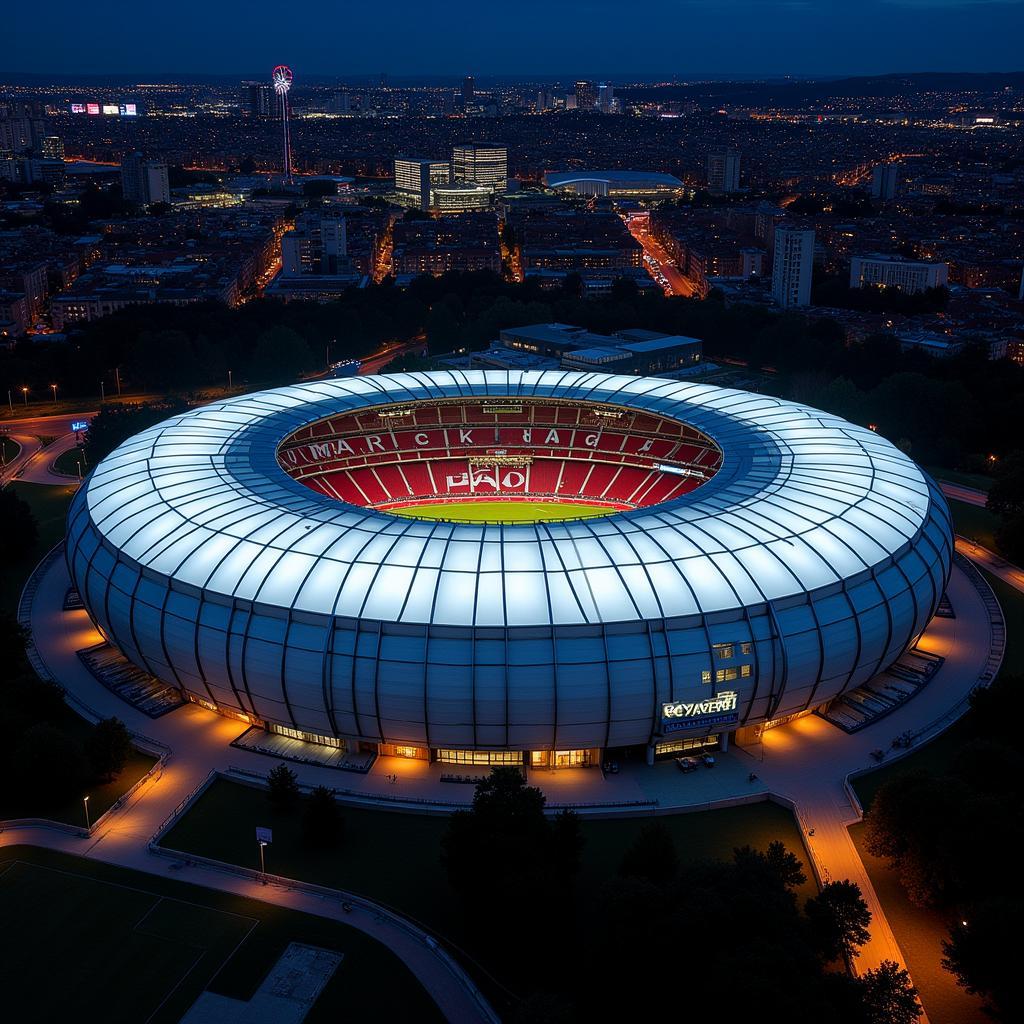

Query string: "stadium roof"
[[544, 170, 684, 188], [74, 371, 940, 630]]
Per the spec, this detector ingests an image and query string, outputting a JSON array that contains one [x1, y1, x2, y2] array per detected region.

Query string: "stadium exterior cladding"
[[66, 370, 953, 765]]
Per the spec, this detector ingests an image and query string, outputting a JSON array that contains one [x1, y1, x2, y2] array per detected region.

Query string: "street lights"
[[228, 369, 233, 390], [50, 383, 57, 405], [21, 386, 28, 407], [258, 840, 267, 881], [83, 795, 91, 830], [100, 380, 105, 402]]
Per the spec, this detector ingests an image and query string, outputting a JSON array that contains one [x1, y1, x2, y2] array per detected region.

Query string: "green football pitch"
[[389, 500, 619, 523]]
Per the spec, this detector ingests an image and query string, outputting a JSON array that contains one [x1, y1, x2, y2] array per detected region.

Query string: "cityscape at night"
[[1, 4, 1023, 1022]]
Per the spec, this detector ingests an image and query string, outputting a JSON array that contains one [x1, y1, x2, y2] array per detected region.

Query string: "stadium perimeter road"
[[8, 545, 1005, 1021]]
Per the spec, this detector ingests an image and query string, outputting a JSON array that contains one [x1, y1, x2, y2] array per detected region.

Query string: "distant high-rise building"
[[239, 81, 273, 117], [328, 92, 351, 115], [850, 255, 947, 294], [537, 89, 554, 111], [772, 225, 815, 308], [0, 115, 46, 154], [870, 162, 900, 201], [395, 156, 451, 209], [452, 142, 507, 192], [462, 76, 475, 106], [707, 149, 741, 193], [282, 211, 350, 276], [597, 82, 614, 113], [120, 151, 170, 206], [575, 81, 597, 111], [41, 136, 64, 160]]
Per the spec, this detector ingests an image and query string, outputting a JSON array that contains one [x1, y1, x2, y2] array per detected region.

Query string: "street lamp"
[[258, 839, 268, 881], [83, 794, 91, 830], [50, 383, 57, 404], [21, 386, 28, 406], [228, 369, 233, 390], [100, 380, 105, 402]]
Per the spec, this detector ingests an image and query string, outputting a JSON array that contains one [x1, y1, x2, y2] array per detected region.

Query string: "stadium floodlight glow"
[[271, 64, 294, 184], [67, 371, 953, 763]]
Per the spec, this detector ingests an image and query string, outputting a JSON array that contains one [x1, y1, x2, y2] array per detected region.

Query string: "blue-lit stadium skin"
[[66, 372, 954, 755]]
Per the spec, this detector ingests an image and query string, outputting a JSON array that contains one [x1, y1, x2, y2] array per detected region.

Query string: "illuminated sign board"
[[87, 103, 100, 115], [71, 420, 90, 433], [102, 104, 119, 115], [121, 103, 138, 116], [71, 103, 86, 114], [662, 691, 739, 733]]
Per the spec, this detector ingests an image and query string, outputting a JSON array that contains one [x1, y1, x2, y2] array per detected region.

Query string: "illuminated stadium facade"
[[67, 371, 953, 768]]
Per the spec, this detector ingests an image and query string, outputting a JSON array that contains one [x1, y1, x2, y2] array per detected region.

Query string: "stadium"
[[66, 370, 953, 769]]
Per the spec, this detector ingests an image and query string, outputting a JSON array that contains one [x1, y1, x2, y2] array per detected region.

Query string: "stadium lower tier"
[[297, 456, 697, 513]]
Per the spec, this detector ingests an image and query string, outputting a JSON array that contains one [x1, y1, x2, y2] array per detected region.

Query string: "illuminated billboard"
[[71, 103, 86, 114], [121, 103, 137, 116], [87, 103, 100, 115], [102, 104, 119, 115]]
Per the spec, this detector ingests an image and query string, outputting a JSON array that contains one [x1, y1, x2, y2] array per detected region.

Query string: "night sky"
[[6, 0, 1023, 76]]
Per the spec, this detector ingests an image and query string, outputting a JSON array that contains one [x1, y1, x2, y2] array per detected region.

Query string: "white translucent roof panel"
[[78, 370, 946, 627]]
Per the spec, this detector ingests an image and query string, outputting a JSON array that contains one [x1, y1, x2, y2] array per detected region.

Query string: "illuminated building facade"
[[69, 371, 951, 768]]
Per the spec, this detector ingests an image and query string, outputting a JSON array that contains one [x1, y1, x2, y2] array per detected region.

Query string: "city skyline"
[[6, 0, 1024, 77]]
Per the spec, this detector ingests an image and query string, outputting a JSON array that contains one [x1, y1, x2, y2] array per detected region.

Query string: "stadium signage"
[[661, 691, 739, 734]]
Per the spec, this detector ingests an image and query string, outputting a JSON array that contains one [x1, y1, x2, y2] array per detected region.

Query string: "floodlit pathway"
[[956, 536, 1024, 595], [6, 543, 1006, 1023]]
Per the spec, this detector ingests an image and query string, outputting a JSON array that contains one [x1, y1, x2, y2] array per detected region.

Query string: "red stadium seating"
[[280, 400, 722, 512]]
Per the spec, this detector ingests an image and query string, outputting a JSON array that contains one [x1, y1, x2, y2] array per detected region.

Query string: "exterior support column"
[[719, 732, 730, 752], [646, 743, 656, 766]]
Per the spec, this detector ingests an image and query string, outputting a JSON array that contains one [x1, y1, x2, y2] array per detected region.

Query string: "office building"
[[394, 157, 451, 209], [871, 163, 900, 201], [462, 76, 475, 105], [575, 81, 597, 111], [772, 225, 815, 308], [239, 81, 273, 117], [706, 149, 741, 193], [0, 115, 46, 154], [597, 82, 614, 113], [120, 152, 171, 206], [452, 142, 508, 192], [850, 255, 948, 294]]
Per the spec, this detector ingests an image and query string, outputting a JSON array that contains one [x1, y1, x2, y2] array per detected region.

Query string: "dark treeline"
[[4, 272, 1022, 476], [865, 672, 1024, 1021]]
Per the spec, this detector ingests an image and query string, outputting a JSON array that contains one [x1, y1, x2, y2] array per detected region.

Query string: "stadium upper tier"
[[67, 371, 953, 754], [276, 398, 721, 512]]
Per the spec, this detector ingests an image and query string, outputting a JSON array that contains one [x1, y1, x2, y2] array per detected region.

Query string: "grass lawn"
[[948, 499, 1001, 553], [1, 481, 75, 613], [0, 846, 442, 1024], [849, 824, 986, 1024], [163, 776, 814, 1001], [52, 444, 87, 478], [1, 435, 21, 464], [390, 499, 618, 523]]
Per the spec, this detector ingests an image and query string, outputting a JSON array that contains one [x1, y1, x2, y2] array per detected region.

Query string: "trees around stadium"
[[85, 717, 132, 781], [441, 767, 584, 962], [303, 785, 344, 849], [0, 614, 137, 815], [0, 488, 38, 566], [864, 673, 1024, 1021], [586, 828, 917, 1022], [268, 763, 301, 813]]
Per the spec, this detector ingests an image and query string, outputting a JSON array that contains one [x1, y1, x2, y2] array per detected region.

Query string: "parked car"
[[675, 756, 700, 773]]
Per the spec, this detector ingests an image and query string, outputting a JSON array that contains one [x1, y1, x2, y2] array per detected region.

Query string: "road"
[[938, 481, 988, 508], [623, 218, 698, 297], [358, 337, 428, 376]]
